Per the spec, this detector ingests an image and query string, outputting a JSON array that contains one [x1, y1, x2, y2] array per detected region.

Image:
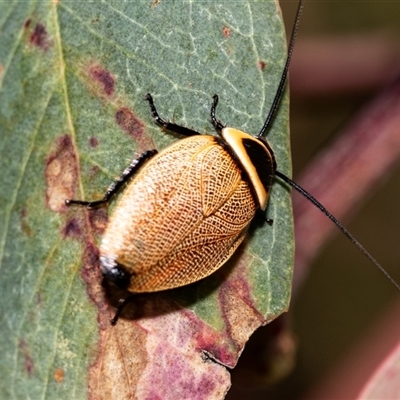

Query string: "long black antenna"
[[258, 0, 304, 138], [275, 171, 400, 292]]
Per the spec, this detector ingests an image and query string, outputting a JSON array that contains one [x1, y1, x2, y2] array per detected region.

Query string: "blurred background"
[[228, 1, 400, 398]]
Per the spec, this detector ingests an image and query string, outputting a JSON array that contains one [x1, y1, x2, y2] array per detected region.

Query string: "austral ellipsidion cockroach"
[[66, 0, 400, 322]]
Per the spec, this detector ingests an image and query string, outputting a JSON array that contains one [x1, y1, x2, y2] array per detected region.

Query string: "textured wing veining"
[[100, 135, 258, 292]]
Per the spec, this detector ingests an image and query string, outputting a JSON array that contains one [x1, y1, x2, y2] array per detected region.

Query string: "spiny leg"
[[65, 149, 158, 208], [145, 93, 201, 137], [210, 94, 225, 133]]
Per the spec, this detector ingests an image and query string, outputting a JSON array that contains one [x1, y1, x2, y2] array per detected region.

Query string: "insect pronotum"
[[66, 0, 400, 323]]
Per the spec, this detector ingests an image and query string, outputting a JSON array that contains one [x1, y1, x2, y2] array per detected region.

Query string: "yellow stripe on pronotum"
[[66, 0, 400, 324]]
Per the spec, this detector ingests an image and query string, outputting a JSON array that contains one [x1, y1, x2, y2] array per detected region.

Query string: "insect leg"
[[110, 295, 135, 325], [65, 149, 158, 208], [264, 216, 273, 226], [256, 209, 274, 225], [210, 94, 225, 133], [145, 93, 201, 137]]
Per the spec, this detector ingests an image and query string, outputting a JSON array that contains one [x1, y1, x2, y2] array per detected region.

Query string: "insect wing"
[[100, 135, 258, 292]]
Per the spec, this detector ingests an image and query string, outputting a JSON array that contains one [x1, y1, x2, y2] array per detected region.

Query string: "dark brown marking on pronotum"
[[29, 23, 52, 50], [220, 127, 276, 211], [24, 19, 31, 29], [89, 64, 115, 96]]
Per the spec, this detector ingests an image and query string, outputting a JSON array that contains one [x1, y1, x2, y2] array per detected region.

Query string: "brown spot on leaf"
[[88, 165, 100, 179], [222, 26, 231, 38], [115, 107, 144, 140], [30, 23, 52, 50], [19, 340, 34, 377], [217, 254, 266, 363], [45, 135, 78, 213], [82, 241, 100, 280], [20, 208, 33, 236], [54, 368, 64, 383], [24, 19, 31, 28], [220, 283, 264, 350], [81, 62, 155, 150], [89, 64, 115, 96], [187, 310, 237, 367], [89, 137, 99, 148], [88, 207, 108, 235], [80, 241, 107, 309], [115, 107, 155, 151], [257, 60, 266, 70], [62, 217, 82, 238]]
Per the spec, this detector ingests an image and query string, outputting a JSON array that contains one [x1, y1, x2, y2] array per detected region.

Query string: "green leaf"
[[0, 1, 292, 398]]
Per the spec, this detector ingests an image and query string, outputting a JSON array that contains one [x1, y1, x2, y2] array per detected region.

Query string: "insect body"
[[102, 134, 257, 292]]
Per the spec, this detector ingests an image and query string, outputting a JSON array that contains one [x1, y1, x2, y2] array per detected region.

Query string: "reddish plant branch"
[[304, 298, 400, 399], [290, 35, 400, 95], [292, 74, 400, 293]]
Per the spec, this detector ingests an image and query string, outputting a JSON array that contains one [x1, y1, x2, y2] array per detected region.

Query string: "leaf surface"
[[0, 1, 292, 398]]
